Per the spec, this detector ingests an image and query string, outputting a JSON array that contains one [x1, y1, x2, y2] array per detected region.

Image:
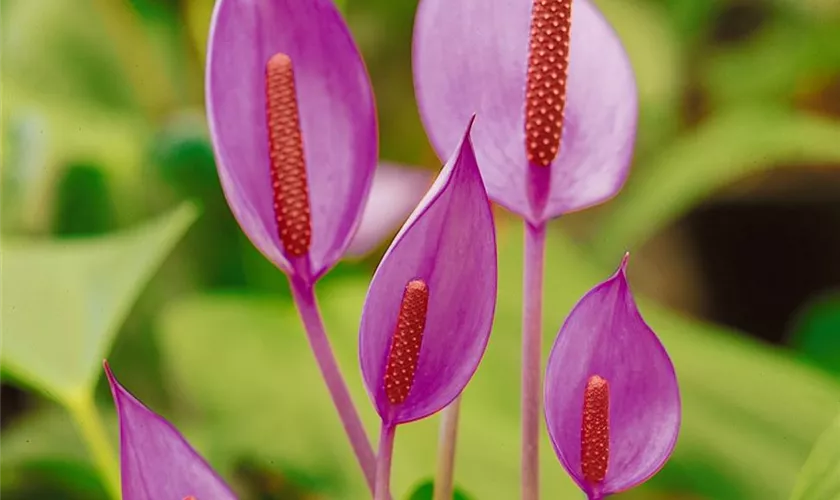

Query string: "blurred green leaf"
[[595, 107, 840, 258], [1, 203, 198, 402], [0, 405, 114, 499], [703, 15, 840, 108], [2, 0, 134, 109], [158, 222, 840, 499], [1, 82, 150, 231], [790, 292, 840, 377], [790, 413, 840, 500], [406, 479, 472, 500], [1, 406, 106, 466]]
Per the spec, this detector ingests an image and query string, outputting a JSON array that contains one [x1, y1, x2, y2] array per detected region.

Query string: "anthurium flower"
[[415, 2, 638, 496], [346, 162, 434, 258], [358, 119, 497, 498], [104, 361, 237, 500], [206, 0, 377, 283], [544, 256, 680, 500], [205, 0, 382, 488], [413, 0, 637, 223]]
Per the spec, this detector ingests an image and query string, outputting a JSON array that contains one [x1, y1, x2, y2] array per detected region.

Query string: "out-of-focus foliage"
[[3, 0, 840, 498], [407, 480, 473, 499], [1, 203, 197, 401], [790, 293, 840, 377], [789, 414, 840, 500], [594, 107, 840, 259], [154, 223, 839, 500]]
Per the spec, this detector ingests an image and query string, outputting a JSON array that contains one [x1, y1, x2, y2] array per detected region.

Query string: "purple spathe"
[[413, 0, 637, 224], [359, 118, 498, 426], [544, 256, 681, 498], [105, 362, 237, 500], [206, 0, 377, 281]]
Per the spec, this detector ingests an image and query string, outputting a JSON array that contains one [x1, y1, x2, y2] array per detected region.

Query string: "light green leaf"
[[1, 203, 198, 402], [595, 108, 840, 258], [790, 414, 840, 500], [158, 222, 840, 499]]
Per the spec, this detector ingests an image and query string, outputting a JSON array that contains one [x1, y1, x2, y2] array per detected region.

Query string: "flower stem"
[[433, 397, 462, 500], [522, 221, 547, 500], [375, 423, 397, 500], [65, 392, 121, 500], [289, 278, 377, 493]]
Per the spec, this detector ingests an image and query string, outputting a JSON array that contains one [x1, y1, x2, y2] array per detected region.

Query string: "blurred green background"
[[3, 0, 840, 498]]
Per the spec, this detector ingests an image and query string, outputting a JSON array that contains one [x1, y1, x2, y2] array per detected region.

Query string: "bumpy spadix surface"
[[265, 53, 312, 257], [544, 257, 680, 497], [359, 119, 497, 426], [105, 363, 237, 500], [414, 0, 637, 223], [207, 0, 377, 280]]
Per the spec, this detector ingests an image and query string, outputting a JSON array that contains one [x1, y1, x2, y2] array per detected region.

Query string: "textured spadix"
[[207, 0, 377, 281], [413, 0, 637, 223], [105, 362, 237, 500], [359, 119, 497, 426], [544, 256, 680, 498]]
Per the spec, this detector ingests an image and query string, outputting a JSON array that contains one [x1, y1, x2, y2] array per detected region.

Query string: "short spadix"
[[359, 118, 498, 426], [544, 256, 680, 499]]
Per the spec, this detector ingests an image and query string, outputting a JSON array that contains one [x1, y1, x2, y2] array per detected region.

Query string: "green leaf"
[[702, 16, 840, 108], [0, 404, 115, 500], [595, 108, 840, 258], [406, 479, 472, 500], [790, 413, 840, 500], [1, 202, 198, 402], [158, 222, 840, 499]]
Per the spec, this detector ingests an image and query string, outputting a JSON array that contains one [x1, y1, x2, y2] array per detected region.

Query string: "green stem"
[[66, 393, 121, 500]]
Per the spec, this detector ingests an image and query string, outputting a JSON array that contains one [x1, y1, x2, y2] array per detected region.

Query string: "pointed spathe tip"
[[103, 359, 115, 385], [619, 251, 630, 273], [466, 113, 477, 132]]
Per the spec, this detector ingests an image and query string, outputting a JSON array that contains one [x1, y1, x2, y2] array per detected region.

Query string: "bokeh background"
[[3, 0, 840, 498]]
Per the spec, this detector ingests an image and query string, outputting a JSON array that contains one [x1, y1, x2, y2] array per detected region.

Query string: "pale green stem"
[[433, 397, 462, 500], [66, 393, 121, 500]]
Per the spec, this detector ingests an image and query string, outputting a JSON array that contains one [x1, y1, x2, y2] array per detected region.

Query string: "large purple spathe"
[[105, 362, 237, 500], [544, 256, 680, 498], [206, 0, 377, 282], [359, 118, 497, 426], [413, 0, 637, 223]]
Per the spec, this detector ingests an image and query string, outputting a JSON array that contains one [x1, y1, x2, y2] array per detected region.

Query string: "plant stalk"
[[290, 277, 378, 493], [433, 397, 462, 500], [375, 423, 397, 500], [522, 221, 547, 500], [66, 392, 121, 500]]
